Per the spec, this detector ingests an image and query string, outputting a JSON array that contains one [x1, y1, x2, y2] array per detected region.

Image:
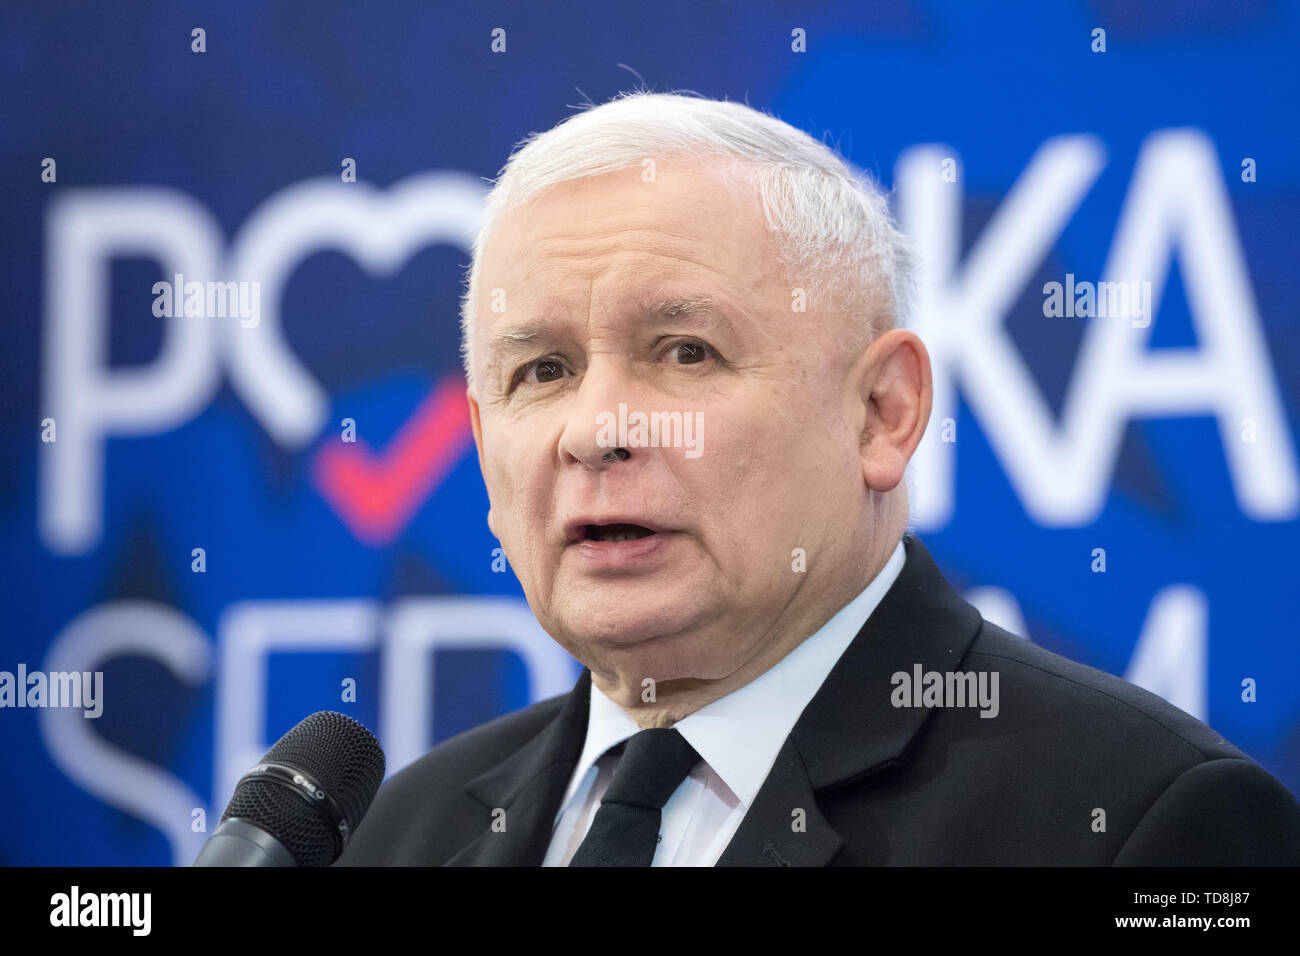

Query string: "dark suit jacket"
[[336, 535, 1300, 865]]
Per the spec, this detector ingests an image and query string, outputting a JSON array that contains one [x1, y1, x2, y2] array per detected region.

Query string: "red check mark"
[[312, 377, 474, 545]]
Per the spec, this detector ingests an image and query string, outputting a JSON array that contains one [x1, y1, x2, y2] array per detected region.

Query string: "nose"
[[558, 356, 639, 471]]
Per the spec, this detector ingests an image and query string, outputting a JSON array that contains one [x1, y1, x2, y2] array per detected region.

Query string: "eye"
[[512, 357, 570, 391], [666, 340, 717, 365]]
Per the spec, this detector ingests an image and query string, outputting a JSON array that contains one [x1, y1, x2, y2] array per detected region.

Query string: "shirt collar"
[[558, 538, 908, 818]]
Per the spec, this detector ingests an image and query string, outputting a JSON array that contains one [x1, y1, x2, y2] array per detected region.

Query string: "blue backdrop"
[[2, 0, 1297, 864]]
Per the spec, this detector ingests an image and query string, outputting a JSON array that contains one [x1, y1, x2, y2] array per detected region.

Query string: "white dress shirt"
[[542, 538, 908, 866]]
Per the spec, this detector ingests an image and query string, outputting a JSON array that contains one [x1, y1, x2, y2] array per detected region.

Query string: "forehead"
[[476, 157, 780, 313]]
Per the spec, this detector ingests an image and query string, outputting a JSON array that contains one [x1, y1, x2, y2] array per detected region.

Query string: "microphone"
[[193, 711, 385, 866]]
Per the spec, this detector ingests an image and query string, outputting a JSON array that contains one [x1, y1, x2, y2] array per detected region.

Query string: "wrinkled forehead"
[[488, 159, 780, 279], [473, 158, 784, 344]]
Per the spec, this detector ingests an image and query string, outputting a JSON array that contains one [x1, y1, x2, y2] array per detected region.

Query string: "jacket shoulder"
[[851, 618, 1300, 864], [964, 621, 1300, 862], [965, 620, 1243, 762]]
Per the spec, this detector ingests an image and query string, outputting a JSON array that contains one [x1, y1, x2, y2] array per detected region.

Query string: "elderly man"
[[337, 92, 1300, 866]]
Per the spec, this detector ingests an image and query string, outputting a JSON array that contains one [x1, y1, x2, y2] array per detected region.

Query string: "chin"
[[550, 598, 705, 652], [551, 580, 703, 635], [569, 609, 693, 647]]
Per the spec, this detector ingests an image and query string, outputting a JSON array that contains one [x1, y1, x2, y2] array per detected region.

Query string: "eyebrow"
[[485, 294, 733, 368], [649, 294, 717, 319]]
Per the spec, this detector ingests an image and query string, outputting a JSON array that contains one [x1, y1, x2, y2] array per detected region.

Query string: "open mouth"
[[582, 523, 656, 543]]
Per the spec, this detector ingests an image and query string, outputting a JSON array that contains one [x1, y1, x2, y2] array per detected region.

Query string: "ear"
[[467, 385, 498, 538], [846, 329, 933, 493]]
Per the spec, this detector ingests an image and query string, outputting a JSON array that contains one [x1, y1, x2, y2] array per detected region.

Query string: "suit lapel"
[[714, 734, 844, 866], [718, 535, 984, 865], [445, 667, 591, 866]]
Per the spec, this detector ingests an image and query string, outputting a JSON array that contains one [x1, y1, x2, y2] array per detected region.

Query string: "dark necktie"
[[568, 728, 701, 867]]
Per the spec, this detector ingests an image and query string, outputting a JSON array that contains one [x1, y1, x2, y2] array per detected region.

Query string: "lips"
[[562, 517, 671, 545]]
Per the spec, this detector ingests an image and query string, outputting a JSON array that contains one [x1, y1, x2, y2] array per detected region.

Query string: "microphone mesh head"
[[221, 711, 385, 866]]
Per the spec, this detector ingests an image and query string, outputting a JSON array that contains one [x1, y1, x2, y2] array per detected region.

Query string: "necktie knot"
[[603, 728, 701, 809]]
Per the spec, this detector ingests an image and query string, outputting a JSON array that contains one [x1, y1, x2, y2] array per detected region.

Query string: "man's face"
[[468, 157, 870, 688]]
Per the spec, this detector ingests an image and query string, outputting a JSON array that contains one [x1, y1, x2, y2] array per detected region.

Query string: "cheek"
[[676, 411, 792, 536], [708, 399, 842, 525], [717, 399, 810, 476], [482, 416, 536, 495], [483, 425, 553, 539]]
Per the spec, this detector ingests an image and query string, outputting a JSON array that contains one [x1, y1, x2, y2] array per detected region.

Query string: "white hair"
[[459, 90, 916, 386]]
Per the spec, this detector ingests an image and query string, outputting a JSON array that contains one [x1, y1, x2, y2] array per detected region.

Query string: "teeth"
[[586, 524, 654, 542]]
